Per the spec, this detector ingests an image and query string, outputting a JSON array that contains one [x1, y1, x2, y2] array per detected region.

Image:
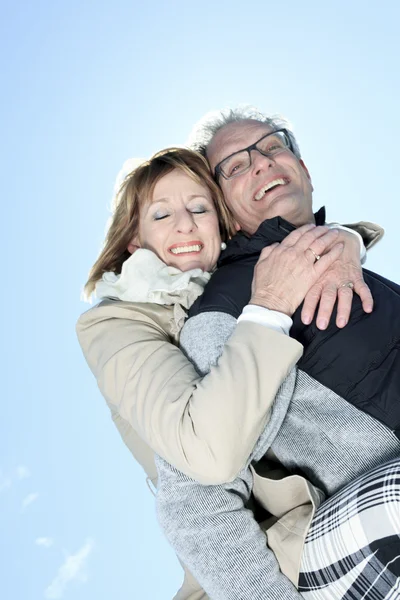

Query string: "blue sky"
[[1, 1, 399, 598]]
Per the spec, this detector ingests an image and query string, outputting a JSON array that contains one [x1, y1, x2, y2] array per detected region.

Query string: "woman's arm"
[[76, 300, 302, 485], [77, 226, 341, 484]]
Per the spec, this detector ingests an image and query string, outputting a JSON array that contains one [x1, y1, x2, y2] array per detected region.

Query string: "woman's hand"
[[250, 224, 344, 317], [301, 228, 373, 329]]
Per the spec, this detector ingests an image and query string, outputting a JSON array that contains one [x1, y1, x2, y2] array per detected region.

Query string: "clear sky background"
[[1, 1, 399, 599]]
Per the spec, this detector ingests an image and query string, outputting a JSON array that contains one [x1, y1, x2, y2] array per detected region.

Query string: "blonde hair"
[[84, 147, 235, 300]]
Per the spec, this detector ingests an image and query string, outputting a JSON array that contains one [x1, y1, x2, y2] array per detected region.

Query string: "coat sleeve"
[[76, 300, 303, 485], [341, 220, 384, 250]]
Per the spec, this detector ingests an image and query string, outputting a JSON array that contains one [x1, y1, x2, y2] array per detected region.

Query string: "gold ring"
[[340, 282, 354, 289], [308, 248, 321, 263]]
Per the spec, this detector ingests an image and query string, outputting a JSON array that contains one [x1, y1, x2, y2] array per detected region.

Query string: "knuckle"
[[308, 287, 322, 299], [314, 225, 328, 236], [354, 279, 368, 290], [286, 229, 300, 241], [303, 300, 316, 312], [322, 288, 337, 298], [338, 287, 353, 296], [285, 247, 297, 260], [359, 289, 373, 300]]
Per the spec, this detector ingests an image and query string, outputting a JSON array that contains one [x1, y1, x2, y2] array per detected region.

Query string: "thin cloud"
[[44, 538, 94, 599], [0, 465, 31, 493], [36, 537, 54, 548], [0, 471, 11, 493], [16, 465, 30, 480], [22, 492, 39, 510]]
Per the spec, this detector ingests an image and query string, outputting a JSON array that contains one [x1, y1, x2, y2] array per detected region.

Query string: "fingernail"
[[365, 304, 373, 313], [337, 317, 347, 328], [317, 318, 328, 330], [302, 315, 311, 325]]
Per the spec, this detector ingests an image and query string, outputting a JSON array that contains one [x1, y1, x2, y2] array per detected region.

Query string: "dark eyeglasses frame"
[[214, 128, 293, 182]]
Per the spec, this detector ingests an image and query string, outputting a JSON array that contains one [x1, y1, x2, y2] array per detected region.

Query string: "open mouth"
[[254, 177, 289, 201], [168, 243, 203, 255]]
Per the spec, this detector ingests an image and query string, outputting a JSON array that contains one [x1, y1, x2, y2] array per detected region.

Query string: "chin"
[[175, 261, 204, 272], [265, 198, 308, 225]]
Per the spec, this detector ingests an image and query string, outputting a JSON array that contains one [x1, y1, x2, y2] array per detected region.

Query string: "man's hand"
[[301, 229, 373, 329]]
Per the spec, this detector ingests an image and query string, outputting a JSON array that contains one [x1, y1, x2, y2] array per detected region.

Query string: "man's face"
[[207, 120, 315, 235]]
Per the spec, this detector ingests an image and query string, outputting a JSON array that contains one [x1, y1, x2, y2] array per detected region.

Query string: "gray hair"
[[187, 105, 301, 160]]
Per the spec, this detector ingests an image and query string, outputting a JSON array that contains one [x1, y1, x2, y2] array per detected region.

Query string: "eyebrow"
[[151, 194, 210, 203]]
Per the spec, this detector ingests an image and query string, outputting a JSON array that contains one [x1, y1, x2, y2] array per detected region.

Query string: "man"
[[191, 107, 379, 329], [155, 107, 400, 600]]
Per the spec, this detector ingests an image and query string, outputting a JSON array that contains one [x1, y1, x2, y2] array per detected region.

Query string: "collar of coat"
[[218, 206, 326, 267], [95, 247, 211, 308]]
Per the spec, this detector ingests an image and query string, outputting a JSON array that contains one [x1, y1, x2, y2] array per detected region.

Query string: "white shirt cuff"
[[327, 222, 366, 265], [237, 304, 292, 336]]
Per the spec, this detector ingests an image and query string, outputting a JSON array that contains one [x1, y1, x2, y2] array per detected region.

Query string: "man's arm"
[[157, 314, 302, 600], [156, 455, 303, 600]]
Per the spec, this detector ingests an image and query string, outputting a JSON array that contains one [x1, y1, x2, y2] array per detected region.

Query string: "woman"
[[78, 147, 334, 485], [77, 147, 399, 599]]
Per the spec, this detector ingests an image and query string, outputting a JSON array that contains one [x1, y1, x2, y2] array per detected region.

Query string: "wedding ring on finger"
[[307, 247, 321, 263], [340, 281, 354, 289]]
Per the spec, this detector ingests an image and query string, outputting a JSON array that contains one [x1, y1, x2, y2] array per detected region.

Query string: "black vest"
[[189, 214, 400, 436]]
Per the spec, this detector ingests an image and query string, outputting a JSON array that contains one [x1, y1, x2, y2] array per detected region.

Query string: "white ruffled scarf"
[[95, 249, 211, 334]]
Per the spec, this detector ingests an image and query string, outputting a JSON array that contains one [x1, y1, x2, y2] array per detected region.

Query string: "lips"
[[254, 177, 289, 201], [168, 241, 204, 255]]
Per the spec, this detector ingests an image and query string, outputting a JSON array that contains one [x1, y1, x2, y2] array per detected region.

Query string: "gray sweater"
[[155, 313, 400, 600]]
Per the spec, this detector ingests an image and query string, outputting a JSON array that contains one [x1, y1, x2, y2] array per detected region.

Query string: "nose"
[[175, 209, 197, 233], [251, 148, 275, 176]]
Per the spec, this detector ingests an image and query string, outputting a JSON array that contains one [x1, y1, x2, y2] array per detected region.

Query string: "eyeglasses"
[[214, 129, 293, 181]]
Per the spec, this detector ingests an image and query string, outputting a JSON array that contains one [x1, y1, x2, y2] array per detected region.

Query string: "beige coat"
[[76, 300, 326, 598]]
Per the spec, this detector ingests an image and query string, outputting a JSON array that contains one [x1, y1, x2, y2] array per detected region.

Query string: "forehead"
[[207, 120, 274, 169], [152, 168, 210, 201]]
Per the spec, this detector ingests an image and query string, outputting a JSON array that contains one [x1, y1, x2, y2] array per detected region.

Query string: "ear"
[[127, 237, 141, 254], [234, 221, 241, 232], [299, 159, 314, 190]]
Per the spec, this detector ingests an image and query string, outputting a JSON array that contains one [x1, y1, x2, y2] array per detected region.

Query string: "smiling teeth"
[[254, 178, 287, 200], [170, 244, 202, 254]]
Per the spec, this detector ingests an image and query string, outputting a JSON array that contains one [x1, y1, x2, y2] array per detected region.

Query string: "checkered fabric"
[[299, 459, 400, 599]]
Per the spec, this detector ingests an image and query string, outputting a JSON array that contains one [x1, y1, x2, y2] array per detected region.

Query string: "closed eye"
[[189, 202, 212, 214], [153, 213, 169, 221]]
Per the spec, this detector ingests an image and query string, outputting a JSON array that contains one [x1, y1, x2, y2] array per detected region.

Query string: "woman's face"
[[130, 169, 222, 272]]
